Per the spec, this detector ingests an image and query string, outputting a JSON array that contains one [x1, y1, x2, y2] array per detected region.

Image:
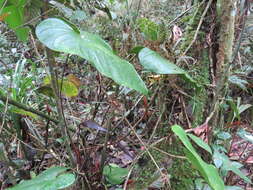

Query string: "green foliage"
[[0, 0, 29, 41], [187, 134, 212, 154], [213, 150, 251, 184], [41, 76, 79, 98], [225, 186, 244, 190], [10, 107, 37, 119], [49, 1, 87, 22], [227, 97, 252, 121], [173, 125, 252, 189], [7, 166, 75, 190], [137, 18, 166, 42], [229, 66, 253, 91], [171, 125, 225, 190], [0, 59, 34, 110], [36, 18, 148, 95], [11, 59, 35, 102], [36, 86, 55, 98], [138, 48, 199, 88], [237, 128, 253, 144], [228, 75, 249, 91], [103, 164, 128, 185]]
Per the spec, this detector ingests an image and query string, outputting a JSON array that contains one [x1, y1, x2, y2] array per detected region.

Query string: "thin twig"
[[123, 137, 172, 190], [147, 106, 164, 144], [180, 95, 192, 129], [151, 147, 187, 159], [231, 1, 248, 63], [42, 1, 76, 167], [183, 0, 213, 55], [0, 90, 9, 134], [124, 118, 171, 188], [168, 3, 199, 27], [0, 0, 8, 13]]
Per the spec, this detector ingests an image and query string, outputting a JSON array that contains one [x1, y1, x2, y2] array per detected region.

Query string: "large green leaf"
[[2, 4, 29, 41], [172, 125, 225, 190], [138, 48, 199, 88], [36, 18, 148, 95], [7, 166, 75, 190]]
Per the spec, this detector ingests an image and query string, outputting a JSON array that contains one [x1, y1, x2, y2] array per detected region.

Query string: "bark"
[[211, 0, 236, 130]]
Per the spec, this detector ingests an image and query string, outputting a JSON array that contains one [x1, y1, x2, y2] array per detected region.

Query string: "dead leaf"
[[192, 123, 209, 143], [172, 25, 182, 42], [80, 120, 108, 133], [67, 74, 82, 89]]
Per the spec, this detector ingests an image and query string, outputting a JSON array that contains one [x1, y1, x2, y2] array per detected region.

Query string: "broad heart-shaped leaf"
[[171, 125, 225, 190], [138, 48, 199, 88], [7, 166, 75, 190], [36, 18, 148, 95], [103, 164, 128, 185]]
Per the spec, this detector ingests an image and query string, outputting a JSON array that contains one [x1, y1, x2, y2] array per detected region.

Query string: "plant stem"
[[42, 1, 76, 168], [0, 93, 58, 124]]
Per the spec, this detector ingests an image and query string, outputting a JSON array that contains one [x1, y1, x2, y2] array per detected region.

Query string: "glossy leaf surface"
[[138, 48, 198, 88], [36, 18, 148, 95], [237, 128, 253, 144]]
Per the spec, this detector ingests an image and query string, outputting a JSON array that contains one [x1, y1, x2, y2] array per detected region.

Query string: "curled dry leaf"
[[192, 123, 209, 143], [172, 25, 182, 43], [245, 156, 253, 164], [67, 74, 82, 89]]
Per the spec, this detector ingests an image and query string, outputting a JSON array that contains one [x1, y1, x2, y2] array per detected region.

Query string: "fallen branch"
[[0, 93, 59, 124]]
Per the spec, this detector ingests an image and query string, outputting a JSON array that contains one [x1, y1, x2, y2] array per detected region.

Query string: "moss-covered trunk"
[[211, 0, 236, 132], [181, 0, 215, 127], [182, 0, 236, 133]]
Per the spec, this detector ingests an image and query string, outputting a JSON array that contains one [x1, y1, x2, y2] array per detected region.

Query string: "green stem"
[[0, 93, 58, 124]]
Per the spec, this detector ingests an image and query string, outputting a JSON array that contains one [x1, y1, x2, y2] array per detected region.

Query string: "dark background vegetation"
[[0, 0, 253, 189]]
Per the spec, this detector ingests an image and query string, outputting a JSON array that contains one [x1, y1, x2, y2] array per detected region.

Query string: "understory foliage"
[[0, 0, 253, 190]]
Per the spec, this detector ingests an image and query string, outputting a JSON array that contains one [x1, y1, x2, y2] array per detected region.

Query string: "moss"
[[133, 149, 165, 189], [179, 0, 211, 127], [133, 138, 198, 189], [180, 2, 204, 52], [191, 49, 210, 127], [169, 159, 197, 190]]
